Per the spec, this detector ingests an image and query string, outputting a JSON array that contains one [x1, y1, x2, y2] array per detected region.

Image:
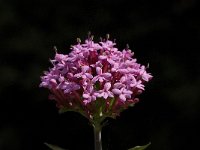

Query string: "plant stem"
[[94, 123, 102, 150]]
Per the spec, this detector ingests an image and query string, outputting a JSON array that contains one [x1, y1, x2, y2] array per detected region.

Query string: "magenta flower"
[[92, 67, 111, 83], [95, 82, 114, 99], [83, 84, 97, 104], [40, 34, 152, 121]]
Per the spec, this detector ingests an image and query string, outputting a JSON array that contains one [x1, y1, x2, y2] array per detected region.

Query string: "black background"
[[0, 0, 200, 150]]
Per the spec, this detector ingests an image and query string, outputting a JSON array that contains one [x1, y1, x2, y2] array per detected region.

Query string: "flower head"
[[40, 34, 152, 122]]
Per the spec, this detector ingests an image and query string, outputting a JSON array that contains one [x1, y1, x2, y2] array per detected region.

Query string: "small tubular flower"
[[95, 82, 114, 99]]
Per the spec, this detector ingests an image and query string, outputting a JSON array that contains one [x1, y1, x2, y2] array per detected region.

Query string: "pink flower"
[[74, 66, 93, 79], [95, 82, 114, 99], [40, 34, 152, 120], [100, 40, 116, 50], [112, 87, 133, 101], [92, 67, 111, 83], [83, 84, 97, 104]]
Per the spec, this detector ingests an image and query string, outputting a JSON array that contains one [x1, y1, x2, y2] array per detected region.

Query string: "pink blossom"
[[74, 66, 93, 79], [95, 82, 114, 99], [92, 67, 111, 83], [112, 87, 133, 101], [40, 34, 152, 120], [83, 84, 97, 104]]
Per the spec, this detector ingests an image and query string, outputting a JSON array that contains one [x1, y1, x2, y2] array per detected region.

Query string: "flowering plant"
[[40, 33, 152, 150]]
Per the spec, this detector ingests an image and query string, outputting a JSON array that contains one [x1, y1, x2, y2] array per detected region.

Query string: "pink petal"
[[85, 73, 93, 79], [91, 95, 97, 101], [88, 85, 94, 93], [125, 94, 131, 99], [83, 99, 91, 105], [142, 72, 153, 82], [104, 82, 111, 91], [81, 74, 87, 79], [55, 54, 66, 61], [112, 89, 122, 95], [118, 69, 128, 74], [50, 79, 57, 84], [96, 67, 102, 75], [59, 76, 65, 82], [123, 89, 133, 95], [108, 91, 114, 97], [83, 93, 90, 99], [99, 77, 104, 82], [99, 55, 107, 60], [107, 59, 115, 65], [102, 73, 111, 78], [74, 73, 81, 78], [120, 76, 126, 82], [136, 81, 145, 90], [113, 83, 125, 89], [92, 76, 98, 83], [119, 94, 126, 101], [82, 66, 89, 72], [130, 83, 136, 87], [96, 92, 104, 98], [103, 93, 108, 99]]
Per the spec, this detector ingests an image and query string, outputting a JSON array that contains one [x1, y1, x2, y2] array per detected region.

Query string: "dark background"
[[0, 0, 200, 150]]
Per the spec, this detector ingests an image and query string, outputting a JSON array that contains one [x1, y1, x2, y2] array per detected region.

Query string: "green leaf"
[[128, 142, 151, 150], [44, 143, 67, 150]]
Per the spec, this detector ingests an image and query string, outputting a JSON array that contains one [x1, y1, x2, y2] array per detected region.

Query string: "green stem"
[[94, 123, 102, 150]]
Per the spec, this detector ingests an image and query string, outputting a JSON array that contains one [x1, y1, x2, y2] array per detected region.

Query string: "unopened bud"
[[88, 31, 91, 38], [90, 35, 94, 40], [100, 37, 103, 42], [146, 63, 150, 69], [53, 46, 58, 53], [126, 44, 129, 50], [77, 38, 81, 43], [106, 34, 110, 40]]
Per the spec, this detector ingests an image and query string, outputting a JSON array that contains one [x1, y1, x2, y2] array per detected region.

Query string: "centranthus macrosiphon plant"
[[40, 34, 152, 150], [40, 34, 152, 125]]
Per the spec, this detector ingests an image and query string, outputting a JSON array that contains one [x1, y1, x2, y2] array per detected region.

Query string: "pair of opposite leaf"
[[45, 142, 151, 150]]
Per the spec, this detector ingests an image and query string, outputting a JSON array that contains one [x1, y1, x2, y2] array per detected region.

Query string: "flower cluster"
[[40, 34, 152, 122]]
